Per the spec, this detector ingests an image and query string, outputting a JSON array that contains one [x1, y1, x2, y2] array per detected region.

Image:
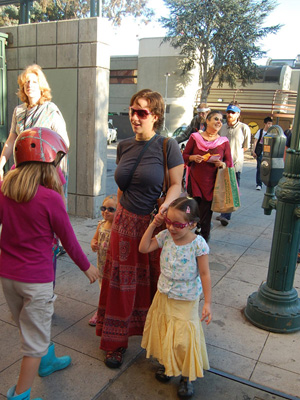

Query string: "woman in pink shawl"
[[183, 110, 233, 241]]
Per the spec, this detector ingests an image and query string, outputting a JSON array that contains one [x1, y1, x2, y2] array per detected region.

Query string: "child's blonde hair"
[[1, 163, 62, 203], [103, 194, 117, 205]]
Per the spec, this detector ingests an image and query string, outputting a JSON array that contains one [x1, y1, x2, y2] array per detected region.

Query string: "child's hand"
[[201, 303, 212, 325], [91, 239, 99, 252], [153, 212, 165, 227], [84, 264, 99, 284]]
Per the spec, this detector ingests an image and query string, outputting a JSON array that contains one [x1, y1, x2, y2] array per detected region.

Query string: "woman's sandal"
[[177, 376, 194, 398], [155, 365, 172, 383], [104, 347, 126, 369]]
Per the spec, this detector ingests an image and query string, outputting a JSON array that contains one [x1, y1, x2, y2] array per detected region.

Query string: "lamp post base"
[[245, 283, 300, 333]]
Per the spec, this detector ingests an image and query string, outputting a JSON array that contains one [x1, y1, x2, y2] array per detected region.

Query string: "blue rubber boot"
[[7, 385, 42, 400], [38, 342, 71, 377]]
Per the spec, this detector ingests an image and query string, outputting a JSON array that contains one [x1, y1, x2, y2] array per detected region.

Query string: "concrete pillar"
[[0, 17, 111, 218]]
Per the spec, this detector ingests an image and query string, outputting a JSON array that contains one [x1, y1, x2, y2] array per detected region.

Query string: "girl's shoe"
[[177, 376, 194, 398], [38, 342, 71, 377], [7, 385, 42, 400], [155, 365, 172, 382], [88, 311, 98, 326], [104, 347, 126, 368]]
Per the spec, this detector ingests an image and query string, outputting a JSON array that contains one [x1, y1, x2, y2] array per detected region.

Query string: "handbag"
[[211, 167, 240, 213], [157, 138, 170, 209], [150, 138, 170, 226]]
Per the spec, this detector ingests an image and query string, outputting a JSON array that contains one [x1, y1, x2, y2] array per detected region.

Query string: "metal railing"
[[196, 88, 297, 117]]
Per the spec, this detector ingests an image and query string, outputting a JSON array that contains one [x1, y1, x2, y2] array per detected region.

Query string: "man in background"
[[175, 103, 210, 144], [252, 116, 273, 190]]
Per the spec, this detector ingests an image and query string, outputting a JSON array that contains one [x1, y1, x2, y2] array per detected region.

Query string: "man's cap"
[[226, 104, 241, 113], [197, 103, 211, 113]]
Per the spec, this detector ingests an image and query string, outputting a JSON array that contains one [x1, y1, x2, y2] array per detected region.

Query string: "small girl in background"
[[88, 194, 117, 326], [139, 197, 212, 399]]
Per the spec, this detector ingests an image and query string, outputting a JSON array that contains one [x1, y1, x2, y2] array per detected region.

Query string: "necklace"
[[205, 130, 217, 136], [203, 130, 218, 141], [23, 105, 40, 130]]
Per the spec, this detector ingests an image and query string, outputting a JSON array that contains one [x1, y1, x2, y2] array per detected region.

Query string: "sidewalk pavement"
[[0, 148, 300, 400]]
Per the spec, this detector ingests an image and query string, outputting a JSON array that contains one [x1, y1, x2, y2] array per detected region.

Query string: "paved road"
[[106, 142, 118, 195]]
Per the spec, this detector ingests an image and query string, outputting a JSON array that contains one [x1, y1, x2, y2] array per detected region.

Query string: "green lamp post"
[[244, 82, 300, 333]]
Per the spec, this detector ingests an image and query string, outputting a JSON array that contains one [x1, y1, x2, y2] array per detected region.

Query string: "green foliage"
[[0, 5, 19, 26], [103, 0, 153, 26], [161, 0, 281, 101], [0, 0, 154, 25]]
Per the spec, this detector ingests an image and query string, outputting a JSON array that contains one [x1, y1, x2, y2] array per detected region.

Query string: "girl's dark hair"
[[130, 88, 165, 131], [168, 197, 200, 223]]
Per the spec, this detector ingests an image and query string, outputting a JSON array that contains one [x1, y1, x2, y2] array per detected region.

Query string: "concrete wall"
[[0, 17, 110, 218], [291, 70, 300, 91], [138, 38, 199, 134]]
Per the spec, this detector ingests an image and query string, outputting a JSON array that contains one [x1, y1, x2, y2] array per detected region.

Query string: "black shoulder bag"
[[255, 129, 264, 157]]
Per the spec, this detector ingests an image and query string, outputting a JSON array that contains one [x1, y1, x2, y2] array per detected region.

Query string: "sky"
[[109, 0, 300, 65]]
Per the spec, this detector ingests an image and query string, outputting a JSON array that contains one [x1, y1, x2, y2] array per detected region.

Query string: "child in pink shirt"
[[0, 127, 98, 400]]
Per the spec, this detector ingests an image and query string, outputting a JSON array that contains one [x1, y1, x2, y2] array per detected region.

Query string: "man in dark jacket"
[[252, 116, 273, 190], [175, 103, 210, 144]]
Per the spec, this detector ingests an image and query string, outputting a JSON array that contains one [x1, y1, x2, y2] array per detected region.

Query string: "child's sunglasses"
[[100, 206, 116, 213], [129, 107, 152, 119], [164, 217, 190, 229]]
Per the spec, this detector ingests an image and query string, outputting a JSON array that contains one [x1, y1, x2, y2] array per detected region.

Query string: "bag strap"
[[162, 138, 170, 193], [254, 129, 264, 153], [123, 134, 157, 192]]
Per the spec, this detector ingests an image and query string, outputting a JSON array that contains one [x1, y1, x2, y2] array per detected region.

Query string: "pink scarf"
[[185, 132, 229, 187], [191, 131, 229, 151]]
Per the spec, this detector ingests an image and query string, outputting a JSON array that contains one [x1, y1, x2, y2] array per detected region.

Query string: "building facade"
[[109, 37, 299, 138]]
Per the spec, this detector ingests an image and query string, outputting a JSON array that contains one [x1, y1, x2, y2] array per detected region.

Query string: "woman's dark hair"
[[168, 197, 200, 223], [203, 110, 223, 130], [206, 110, 223, 121], [130, 89, 165, 131]]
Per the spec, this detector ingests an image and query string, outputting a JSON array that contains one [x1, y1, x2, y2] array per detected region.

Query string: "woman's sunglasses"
[[100, 206, 116, 213], [129, 107, 152, 119], [165, 217, 191, 229]]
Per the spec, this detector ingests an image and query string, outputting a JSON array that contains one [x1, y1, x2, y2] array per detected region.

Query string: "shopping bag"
[[211, 167, 240, 213]]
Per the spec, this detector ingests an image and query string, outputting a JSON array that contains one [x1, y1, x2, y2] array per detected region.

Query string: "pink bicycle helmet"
[[14, 127, 68, 167]]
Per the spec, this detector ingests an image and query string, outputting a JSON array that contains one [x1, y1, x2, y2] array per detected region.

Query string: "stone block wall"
[[0, 17, 110, 218]]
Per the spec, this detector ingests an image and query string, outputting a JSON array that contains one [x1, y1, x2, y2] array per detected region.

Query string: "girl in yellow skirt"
[[139, 197, 212, 399]]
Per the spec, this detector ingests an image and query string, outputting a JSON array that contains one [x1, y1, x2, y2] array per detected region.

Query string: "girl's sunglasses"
[[100, 206, 116, 213], [129, 107, 152, 119], [165, 217, 191, 229]]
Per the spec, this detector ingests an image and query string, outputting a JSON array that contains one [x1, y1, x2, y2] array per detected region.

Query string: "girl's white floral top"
[[155, 229, 209, 301]]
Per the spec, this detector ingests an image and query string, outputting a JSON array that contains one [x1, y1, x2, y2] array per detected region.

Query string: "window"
[[256, 67, 282, 83], [110, 70, 137, 84]]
